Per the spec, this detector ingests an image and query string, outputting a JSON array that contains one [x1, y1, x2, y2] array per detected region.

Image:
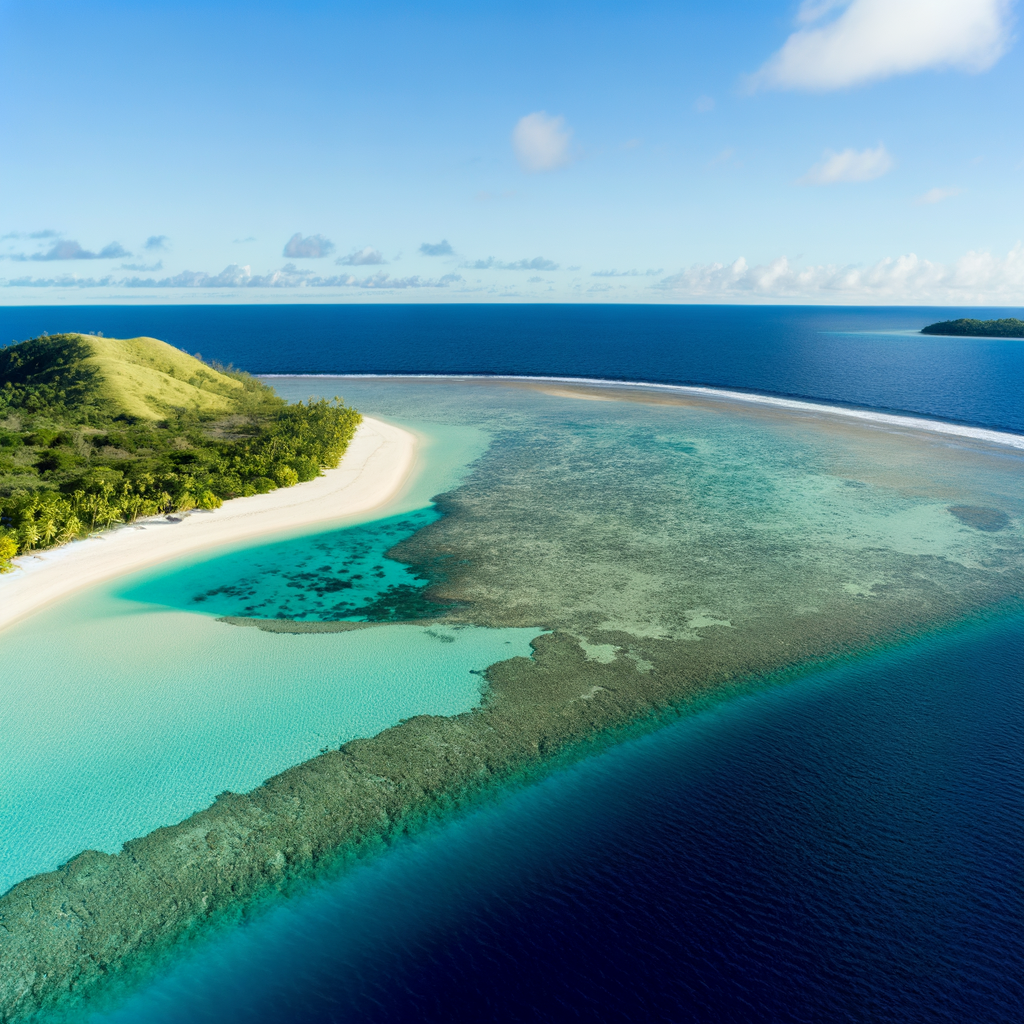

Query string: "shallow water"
[[0, 419, 540, 895], [120, 508, 445, 622], [4, 374, 1023, 1023], [0, 599, 541, 894], [89, 608, 1024, 1024]]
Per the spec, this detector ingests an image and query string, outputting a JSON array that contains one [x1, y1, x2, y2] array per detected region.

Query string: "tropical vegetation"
[[0, 333, 361, 572], [921, 318, 1024, 338]]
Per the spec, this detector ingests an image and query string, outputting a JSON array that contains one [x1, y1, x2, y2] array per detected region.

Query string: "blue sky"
[[1, 0, 1021, 303]]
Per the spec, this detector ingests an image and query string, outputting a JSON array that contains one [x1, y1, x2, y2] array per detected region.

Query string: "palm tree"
[[58, 515, 83, 544], [39, 514, 59, 546], [19, 520, 39, 552]]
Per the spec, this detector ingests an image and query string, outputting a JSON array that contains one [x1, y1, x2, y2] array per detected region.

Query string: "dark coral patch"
[[948, 505, 1010, 532]]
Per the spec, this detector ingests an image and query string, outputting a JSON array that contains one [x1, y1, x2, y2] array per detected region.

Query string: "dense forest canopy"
[[921, 318, 1024, 338], [0, 333, 361, 571]]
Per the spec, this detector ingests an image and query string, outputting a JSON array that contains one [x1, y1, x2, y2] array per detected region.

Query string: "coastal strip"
[[0, 417, 416, 634]]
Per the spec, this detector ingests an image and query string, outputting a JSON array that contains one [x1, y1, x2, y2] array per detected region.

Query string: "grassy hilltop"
[[0, 333, 361, 571]]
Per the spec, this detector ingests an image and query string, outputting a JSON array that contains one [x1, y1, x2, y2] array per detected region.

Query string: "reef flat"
[[2, 379, 1022, 1023]]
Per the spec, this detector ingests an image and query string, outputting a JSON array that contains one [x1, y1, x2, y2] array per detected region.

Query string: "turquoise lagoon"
[[0, 421, 543, 895], [4, 377, 1023, 924]]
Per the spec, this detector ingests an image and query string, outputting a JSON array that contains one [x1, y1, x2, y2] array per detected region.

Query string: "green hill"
[[0, 333, 361, 571], [921, 318, 1024, 338], [0, 333, 254, 420]]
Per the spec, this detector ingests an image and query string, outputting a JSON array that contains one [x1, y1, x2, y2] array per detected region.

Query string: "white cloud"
[[145, 235, 169, 251], [751, 0, 1013, 91], [30, 240, 130, 260], [337, 247, 386, 266], [800, 144, 893, 184], [419, 239, 454, 256], [512, 112, 572, 173], [655, 244, 1024, 303], [693, 95, 715, 113], [916, 187, 961, 204], [282, 233, 335, 258]]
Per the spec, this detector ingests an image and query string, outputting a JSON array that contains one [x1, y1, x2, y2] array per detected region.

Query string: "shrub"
[[0, 531, 18, 572], [274, 465, 299, 488], [290, 456, 320, 482], [195, 490, 223, 510]]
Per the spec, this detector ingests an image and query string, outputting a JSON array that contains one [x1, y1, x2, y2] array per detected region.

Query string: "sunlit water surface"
[[91, 608, 1024, 1024], [3, 371, 1022, 1024], [0, 422, 542, 893]]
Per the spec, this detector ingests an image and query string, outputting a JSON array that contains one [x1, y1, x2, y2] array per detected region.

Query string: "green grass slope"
[[0, 333, 361, 571], [0, 333, 250, 420], [85, 335, 248, 419]]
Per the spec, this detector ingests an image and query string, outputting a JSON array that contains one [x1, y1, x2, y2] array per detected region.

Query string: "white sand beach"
[[0, 417, 417, 634]]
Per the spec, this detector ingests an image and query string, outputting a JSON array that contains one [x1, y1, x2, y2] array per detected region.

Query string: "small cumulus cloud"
[[337, 247, 387, 266], [145, 235, 169, 251], [512, 112, 573, 173], [527, 276, 545, 283], [121, 261, 163, 272], [420, 239, 454, 256], [31, 240, 130, 260], [234, 236, 257, 243], [465, 256, 560, 271], [916, 187, 961, 205], [97, 242, 130, 259], [799, 144, 892, 184], [750, 0, 1012, 91], [283, 233, 335, 258], [693, 95, 715, 113]]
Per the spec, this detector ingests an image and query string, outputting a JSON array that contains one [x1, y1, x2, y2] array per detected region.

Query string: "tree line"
[[1, 370, 361, 572]]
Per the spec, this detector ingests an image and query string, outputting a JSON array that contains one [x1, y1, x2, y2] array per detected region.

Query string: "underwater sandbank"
[[0, 417, 415, 634]]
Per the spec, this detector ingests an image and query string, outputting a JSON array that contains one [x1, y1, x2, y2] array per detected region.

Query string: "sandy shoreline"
[[0, 416, 417, 634]]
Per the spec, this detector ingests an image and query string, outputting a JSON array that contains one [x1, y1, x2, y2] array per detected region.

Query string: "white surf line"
[[263, 373, 1024, 452]]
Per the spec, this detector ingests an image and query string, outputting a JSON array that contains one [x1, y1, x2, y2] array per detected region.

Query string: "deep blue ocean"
[[2, 303, 1023, 431], [99, 610, 1024, 1024], [3, 305, 1023, 1023]]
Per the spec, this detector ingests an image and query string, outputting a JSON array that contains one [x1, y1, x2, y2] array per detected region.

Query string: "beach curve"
[[0, 416, 417, 635]]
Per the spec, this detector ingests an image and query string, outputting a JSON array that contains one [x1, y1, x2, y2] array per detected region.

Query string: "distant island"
[[921, 318, 1024, 338], [0, 333, 361, 572]]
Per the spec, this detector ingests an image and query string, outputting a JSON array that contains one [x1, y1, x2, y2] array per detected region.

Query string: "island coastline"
[[0, 416, 417, 635]]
